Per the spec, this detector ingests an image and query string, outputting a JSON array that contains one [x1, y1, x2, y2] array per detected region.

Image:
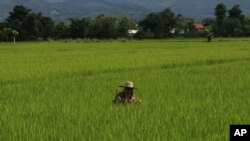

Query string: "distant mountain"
[[0, 0, 250, 21]]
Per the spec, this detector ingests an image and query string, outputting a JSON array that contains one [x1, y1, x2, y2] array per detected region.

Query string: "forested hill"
[[1, 0, 250, 21]]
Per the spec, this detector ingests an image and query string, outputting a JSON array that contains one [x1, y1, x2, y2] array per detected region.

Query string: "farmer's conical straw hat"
[[119, 81, 137, 89]]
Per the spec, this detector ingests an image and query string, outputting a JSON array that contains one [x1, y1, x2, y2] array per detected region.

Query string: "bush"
[[244, 25, 250, 36], [185, 30, 207, 37], [134, 30, 154, 39], [233, 28, 245, 37], [134, 31, 146, 39]]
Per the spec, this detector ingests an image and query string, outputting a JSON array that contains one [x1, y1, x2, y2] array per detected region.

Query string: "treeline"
[[138, 3, 250, 38], [0, 5, 136, 41], [0, 4, 250, 41], [212, 4, 250, 37]]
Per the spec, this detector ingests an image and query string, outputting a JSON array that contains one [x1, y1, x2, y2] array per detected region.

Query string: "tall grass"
[[0, 39, 249, 141]]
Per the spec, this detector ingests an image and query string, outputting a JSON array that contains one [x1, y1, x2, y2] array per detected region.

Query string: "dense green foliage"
[[0, 5, 136, 41], [215, 3, 227, 36], [214, 3, 247, 37], [0, 39, 249, 141], [1, 3, 250, 41], [138, 8, 177, 38]]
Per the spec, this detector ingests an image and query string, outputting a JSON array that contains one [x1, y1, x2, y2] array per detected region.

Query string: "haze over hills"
[[0, 0, 250, 21]]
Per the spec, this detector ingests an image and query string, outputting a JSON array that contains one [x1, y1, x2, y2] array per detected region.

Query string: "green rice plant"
[[0, 39, 249, 141]]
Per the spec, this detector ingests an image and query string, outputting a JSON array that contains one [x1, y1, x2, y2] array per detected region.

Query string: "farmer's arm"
[[128, 94, 136, 103], [114, 92, 125, 103]]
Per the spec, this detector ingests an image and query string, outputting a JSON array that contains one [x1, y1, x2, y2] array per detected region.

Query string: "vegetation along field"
[[0, 39, 249, 141]]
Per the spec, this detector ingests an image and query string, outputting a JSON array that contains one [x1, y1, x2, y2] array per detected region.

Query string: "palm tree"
[[3, 28, 12, 42], [11, 30, 19, 44]]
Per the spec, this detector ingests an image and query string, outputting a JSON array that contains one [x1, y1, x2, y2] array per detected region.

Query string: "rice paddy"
[[0, 39, 249, 141]]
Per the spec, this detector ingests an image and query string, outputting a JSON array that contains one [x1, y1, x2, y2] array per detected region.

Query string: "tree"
[[138, 8, 177, 38], [0, 22, 6, 30], [229, 5, 242, 19], [215, 3, 227, 36], [175, 16, 194, 37], [134, 30, 147, 39], [7, 5, 31, 21], [185, 21, 196, 37], [244, 24, 250, 36], [223, 17, 241, 37], [228, 4, 245, 26], [243, 17, 250, 36], [54, 22, 70, 39], [39, 16, 55, 40], [203, 17, 216, 26], [21, 13, 41, 40], [6, 5, 54, 41], [11, 30, 19, 44], [6, 5, 31, 40], [223, 5, 245, 36], [69, 18, 85, 39], [94, 15, 118, 39], [139, 12, 163, 38], [160, 8, 177, 37], [118, 17, 136, 38], [0, 30, 4, 43], [215, 3, 227, 20], [3, 28, 12, 41], [82, 18, 94, 38]]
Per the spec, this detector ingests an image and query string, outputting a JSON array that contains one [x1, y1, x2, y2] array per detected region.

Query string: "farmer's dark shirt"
[[115, 91, 135, 103]]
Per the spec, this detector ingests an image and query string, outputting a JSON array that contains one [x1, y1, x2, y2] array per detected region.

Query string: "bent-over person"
[[113, 81, 140, 104]]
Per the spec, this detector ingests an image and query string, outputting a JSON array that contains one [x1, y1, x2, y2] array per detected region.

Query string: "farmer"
[[113, 81, 140, 104]]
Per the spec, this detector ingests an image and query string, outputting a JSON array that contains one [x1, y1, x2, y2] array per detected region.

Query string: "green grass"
[[0, 39, 249, 141]]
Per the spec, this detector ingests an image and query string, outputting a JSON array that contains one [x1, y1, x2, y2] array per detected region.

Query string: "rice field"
[[0, 39, 249, 141]]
